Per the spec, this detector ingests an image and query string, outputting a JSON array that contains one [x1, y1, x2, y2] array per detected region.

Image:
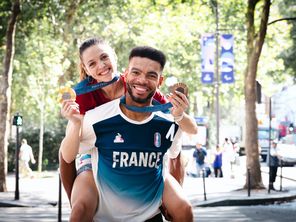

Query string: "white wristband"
[[174, 112, 184, 122]]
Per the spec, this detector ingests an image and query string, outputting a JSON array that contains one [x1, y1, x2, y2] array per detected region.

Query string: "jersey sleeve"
[[153, 90, 169, 104], [79, 113, 96, 154], [166, 128, 183, 159]]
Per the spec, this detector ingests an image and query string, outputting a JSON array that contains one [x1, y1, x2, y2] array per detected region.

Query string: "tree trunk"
[[244, 0, 270, 189], [38, 78, 45, 173], [0, 0, 20, 192]]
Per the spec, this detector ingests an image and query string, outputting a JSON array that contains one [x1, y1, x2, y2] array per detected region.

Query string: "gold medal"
[[58, 86, 76, 103], [170, 83, 188, 97]]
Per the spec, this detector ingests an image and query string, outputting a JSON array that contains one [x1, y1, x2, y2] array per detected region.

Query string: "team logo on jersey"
[[166, 124, 176, 141], [114, 133, 124, 143], [154, 132, 161, 147]]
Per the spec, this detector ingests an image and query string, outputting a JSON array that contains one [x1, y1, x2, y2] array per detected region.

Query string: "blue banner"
[[201, 34, 215, 84], [220, 34, 234, 83]]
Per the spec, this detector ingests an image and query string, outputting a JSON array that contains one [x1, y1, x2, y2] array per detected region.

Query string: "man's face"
[[126, 57, 163, 104], [196, 143, 202, 149]]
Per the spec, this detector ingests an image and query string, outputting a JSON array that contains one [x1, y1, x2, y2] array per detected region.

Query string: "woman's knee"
[[70, 201, 92, 222], [169, 200, 193, 222], [70, 198, 96, 222]]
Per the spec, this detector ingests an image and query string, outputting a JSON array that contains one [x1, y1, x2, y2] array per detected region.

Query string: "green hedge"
[[8, 128, 65, 172]]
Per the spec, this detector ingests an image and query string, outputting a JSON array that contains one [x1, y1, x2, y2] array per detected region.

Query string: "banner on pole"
[[220, 34, 234, 83], [201, 34, 215, 84]]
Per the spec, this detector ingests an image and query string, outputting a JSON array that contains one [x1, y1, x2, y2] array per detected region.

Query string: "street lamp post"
[[12, 113, 23, 200], [268, 96, 272, 193], [214, 1, 220, 146]]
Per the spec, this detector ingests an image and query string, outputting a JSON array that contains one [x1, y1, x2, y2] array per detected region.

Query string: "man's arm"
[[29, 147, 36, 164]]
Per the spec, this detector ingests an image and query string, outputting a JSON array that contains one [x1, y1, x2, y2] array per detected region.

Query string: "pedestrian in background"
[[193, 142, 207, 177], [19, 139, 36, 178], [213, 144, 223, 177], [222, 137, 235, 178], [269, 140, 281, 191]]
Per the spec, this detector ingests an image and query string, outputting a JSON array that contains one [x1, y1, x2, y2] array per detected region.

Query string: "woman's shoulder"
[[76, 90, 110, 114]]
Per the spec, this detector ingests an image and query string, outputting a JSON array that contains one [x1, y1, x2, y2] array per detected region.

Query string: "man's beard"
[[126, 83, 155, 104]]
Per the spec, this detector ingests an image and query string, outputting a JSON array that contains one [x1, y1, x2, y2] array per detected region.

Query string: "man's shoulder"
[[84, 99, 120, 123], [154, 110, 174, 122]]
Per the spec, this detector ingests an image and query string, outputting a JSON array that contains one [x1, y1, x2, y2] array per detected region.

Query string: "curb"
[[192, 194, 296, 207], [0, 201, 30, 208]]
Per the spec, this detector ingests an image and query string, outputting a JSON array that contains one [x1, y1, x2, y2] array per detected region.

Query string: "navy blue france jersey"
[[80, 98, 183, 222]]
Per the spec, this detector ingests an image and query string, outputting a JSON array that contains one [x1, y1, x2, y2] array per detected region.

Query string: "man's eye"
[[148, 74, 158, 79], [132, 71, 140, 75]]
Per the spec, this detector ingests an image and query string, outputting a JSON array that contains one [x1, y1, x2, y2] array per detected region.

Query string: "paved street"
[[0, 158, 295, 221]]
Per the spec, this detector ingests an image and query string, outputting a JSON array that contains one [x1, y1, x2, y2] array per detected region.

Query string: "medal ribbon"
[[73, 75, 119, 95], [120, 96, 172, 113]]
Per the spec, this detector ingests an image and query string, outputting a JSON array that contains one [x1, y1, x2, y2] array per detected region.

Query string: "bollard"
[[247, 168, 251, 197], [202, 168, 207, 201], [280, 160, 283, 191], [58, 171, 62, 222]]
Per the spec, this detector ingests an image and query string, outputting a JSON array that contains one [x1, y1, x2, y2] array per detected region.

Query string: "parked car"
[[277, 134, 296, 166]]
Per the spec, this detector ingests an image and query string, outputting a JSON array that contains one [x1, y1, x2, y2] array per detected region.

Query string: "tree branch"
[[268, 17, 296, 25]]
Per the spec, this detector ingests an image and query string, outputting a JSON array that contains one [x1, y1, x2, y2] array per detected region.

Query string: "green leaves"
[[0, 0, 293, 132]]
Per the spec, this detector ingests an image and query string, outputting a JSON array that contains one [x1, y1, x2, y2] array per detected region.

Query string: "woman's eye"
[[89, 62, 95, 67]]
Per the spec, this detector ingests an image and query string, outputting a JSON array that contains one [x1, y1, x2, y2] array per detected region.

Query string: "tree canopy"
[[0, 0, 295, 189]]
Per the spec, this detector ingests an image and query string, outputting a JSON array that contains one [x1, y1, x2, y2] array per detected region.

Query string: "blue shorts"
[[76, 154, 92, 175]]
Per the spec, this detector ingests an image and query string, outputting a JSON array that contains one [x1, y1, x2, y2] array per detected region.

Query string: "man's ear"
[[122, 68, 128, 77], [158, 76, 164, 88]]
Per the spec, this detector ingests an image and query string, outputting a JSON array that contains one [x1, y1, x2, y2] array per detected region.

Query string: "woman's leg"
[[162, 174, 193, 222], [70, 170, 98, 222], [169, 153, 185, 186]]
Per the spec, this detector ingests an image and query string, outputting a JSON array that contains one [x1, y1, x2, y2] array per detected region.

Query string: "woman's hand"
[[167, 91, 189, 120], [61, 99, 81, 123]]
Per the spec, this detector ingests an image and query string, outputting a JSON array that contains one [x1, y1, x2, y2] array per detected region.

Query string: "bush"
[[8, 128, 65, 172]]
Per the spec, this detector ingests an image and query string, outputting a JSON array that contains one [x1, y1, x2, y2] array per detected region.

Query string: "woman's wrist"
[[174, 112, 184, 122]]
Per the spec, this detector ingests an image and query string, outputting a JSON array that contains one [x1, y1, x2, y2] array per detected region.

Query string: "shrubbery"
[[8, 128, 65, 172]]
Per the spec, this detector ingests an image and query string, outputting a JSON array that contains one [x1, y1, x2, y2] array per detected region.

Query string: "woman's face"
[[82, 44, 117, 82]]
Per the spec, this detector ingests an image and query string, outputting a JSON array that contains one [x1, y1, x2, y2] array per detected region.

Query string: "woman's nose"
[[97, 60, 105, 68]]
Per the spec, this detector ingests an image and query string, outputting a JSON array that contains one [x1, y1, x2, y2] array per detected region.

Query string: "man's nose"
[[135, 73, 148, 83]]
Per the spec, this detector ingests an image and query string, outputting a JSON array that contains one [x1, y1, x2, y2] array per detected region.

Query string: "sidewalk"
[[1, 167, 296, 209], [184, 172, 296, 207], [0, 171, 71, 209], [0, 166, 296, 219]]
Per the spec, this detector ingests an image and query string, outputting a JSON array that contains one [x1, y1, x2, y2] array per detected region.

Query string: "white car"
[[277, 134, 296, 165]]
